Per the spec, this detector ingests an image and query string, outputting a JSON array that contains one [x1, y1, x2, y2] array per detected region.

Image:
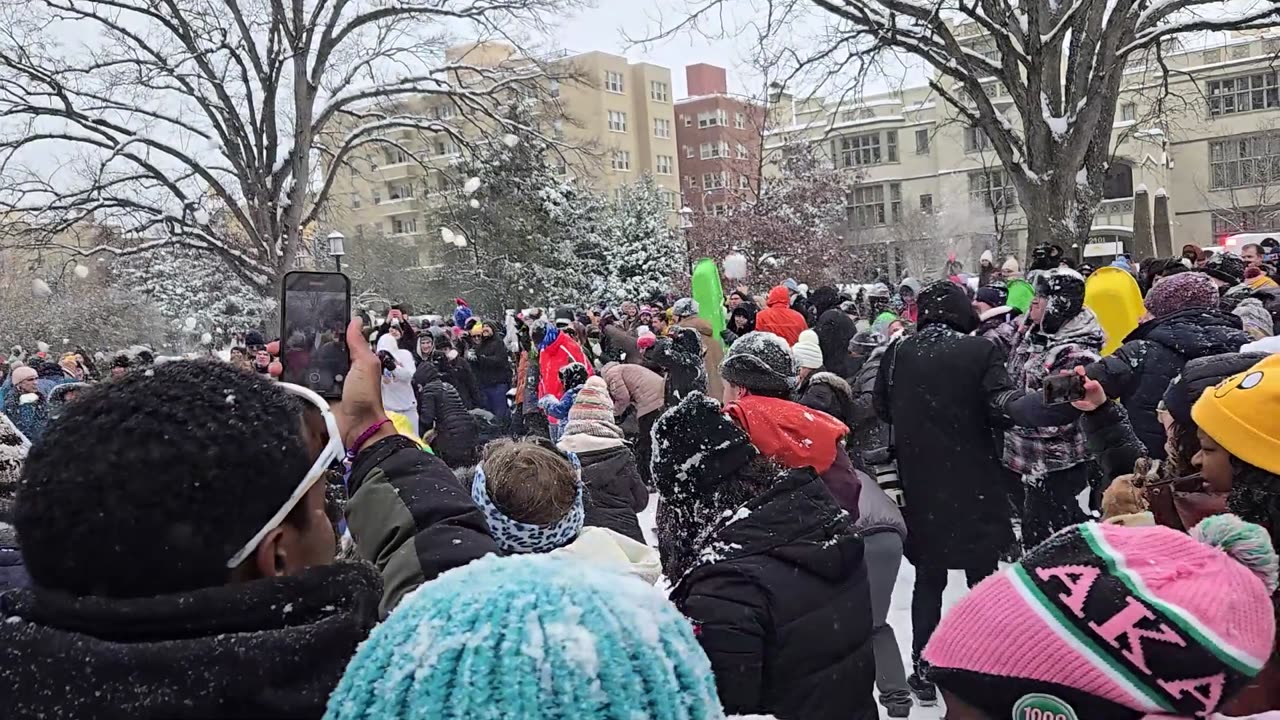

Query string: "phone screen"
[[1043, 373, 1086, 406], [280, 272, 351, 399]]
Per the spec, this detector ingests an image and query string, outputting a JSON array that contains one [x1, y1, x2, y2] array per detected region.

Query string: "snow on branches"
[[0, 0, 573, 292]]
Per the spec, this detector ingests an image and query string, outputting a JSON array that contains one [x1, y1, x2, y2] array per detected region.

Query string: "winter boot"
[[880, 689, 913, 718], [907, 673, 938, 707]]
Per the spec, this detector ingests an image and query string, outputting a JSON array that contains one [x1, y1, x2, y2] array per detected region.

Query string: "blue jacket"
[[543, 385, 582, 422]]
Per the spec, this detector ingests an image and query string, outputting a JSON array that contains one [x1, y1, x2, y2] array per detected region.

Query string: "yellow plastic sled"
[[1084, 267, 1144, 356]]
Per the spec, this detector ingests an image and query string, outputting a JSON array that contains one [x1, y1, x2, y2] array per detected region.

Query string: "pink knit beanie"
[[924, 515, 1278, 720], [1144, 272, 1219, 319]]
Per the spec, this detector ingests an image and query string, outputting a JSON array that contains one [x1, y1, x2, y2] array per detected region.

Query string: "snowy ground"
[[639, 495, 963, 719]]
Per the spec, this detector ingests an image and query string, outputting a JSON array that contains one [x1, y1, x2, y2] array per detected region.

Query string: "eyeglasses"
[[225, 382, 345, 569]]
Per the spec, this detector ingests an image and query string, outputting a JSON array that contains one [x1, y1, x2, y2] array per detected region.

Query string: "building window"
[[654, 118, 671, 138], [739, 174, 750, 189], [839, 132, 882, 167], [685, 145, 694, 158], [434, 140, 455, 156], [736, 143, 749, 159], [915, 128, 930, 154], [650, 81, 669, 102], [1208, 72, 1279, 117], [372, 189, 381, 204], [386, 148, 409, 164], [734, 112, 746, 129], [1212, 206, 1280, 235], [684, 175, 696, 187], [964, 126, 992, 153], [354, 224, 364, 236], [549, 78, 561, 98], [432, 104, 455, 120], [656, 154, 673, 174], [700, 142, 716, 159], [850, 185, 886, 227], [553, 120, 565, 140], [1102, 162, 1134, 199], [890, 183, 902, 223], [388, 182, 412, 200], [698, 109, 728, 128], [969, 170, 1013, 209], [553, 161, 567, 176], [607, 110, 627, 132], [886, 130, 899, 163], [392, 216, 418, 234], [664, 191, 679, 210], [604, 70, 624, 94], [920, 193, 934, 213], [1209, 133, 1280, 189], [611, 150, 632, 171], [1120, 102, 1137, 121], [702, 171, 727, 189], [351, 193, 361, 209], [682, 114, 691, 127], [709, 204, 728, 216], [718, 141, 730, 157]]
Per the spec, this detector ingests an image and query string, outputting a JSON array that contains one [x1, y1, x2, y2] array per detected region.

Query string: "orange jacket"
[[753, 286, 809, 346]]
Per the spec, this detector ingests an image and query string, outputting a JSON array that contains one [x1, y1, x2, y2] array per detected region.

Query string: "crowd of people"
[[0, 241, 1278, 720]]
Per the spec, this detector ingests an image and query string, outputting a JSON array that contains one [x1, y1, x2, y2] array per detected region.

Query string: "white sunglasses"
[[225, 382, 345, 569]]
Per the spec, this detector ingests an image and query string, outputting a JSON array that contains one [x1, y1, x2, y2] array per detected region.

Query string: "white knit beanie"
[[792, 329, 823, 370]]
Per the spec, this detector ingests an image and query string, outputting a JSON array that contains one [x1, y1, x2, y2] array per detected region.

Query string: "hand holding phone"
[[1043, 372, 1086, 406], [280, 272, 352, 400]]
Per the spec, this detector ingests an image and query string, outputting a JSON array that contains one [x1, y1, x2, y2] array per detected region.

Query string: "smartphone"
[[1043, 373, 1086, 406], [280, 271, 351, 399]]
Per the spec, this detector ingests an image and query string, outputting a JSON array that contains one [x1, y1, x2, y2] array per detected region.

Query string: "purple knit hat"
[[1144, 272, 1218, 319], [924, 515, 1278, 720]]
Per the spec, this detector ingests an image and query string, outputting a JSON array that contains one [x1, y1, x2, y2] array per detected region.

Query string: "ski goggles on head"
[[225, 382, 344, 569]]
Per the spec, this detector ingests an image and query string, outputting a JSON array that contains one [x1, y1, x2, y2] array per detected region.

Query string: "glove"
[[377, 350, 398, 374], [537, 395, 557, 410]]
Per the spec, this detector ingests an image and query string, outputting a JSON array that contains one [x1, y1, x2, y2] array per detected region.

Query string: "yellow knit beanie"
[[1191, 354, 1280, 475]]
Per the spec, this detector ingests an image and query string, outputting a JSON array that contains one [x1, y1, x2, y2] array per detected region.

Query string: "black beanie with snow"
[[650, 391, 758, 495], [1033, 267, 1086, 334], [918, 281, 979, 334], [720, 331, 796, 392]]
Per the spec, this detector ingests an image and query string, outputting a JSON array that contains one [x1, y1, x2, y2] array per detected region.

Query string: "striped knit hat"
[[324, 554, 725, 720], [562, 377, 622, 441], [924, 515, 1278, 720]]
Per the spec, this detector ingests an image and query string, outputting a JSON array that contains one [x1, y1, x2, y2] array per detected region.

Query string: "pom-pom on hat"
[[791, 329, 824, 370], [924, 516, 1278, 720], [324, 554, 726, 720]]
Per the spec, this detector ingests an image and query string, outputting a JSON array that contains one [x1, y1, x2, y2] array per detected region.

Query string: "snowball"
[[73, 264, 89, 279], [501, 134, 520, 148], [469, 198, 480, 209], [463, 177, 482, 195], [183, 317, 197, 330], [31, 278, 51, 298], [454, 233, 468, 248], [440, 227, 455, 244], [201, 332, 213, 344], [723, 252, 748, 280]]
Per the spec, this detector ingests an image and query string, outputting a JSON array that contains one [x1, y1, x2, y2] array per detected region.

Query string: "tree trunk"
[[1018, 180, 1094, 263], [1133, 189, 1152, 258]]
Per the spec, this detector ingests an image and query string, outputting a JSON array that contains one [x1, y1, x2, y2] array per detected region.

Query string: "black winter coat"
[[670, 469, 876, 720], [848, 346, 890, 459], [813, 309, 858, 377], [797, 371, 856, 428], [470, 335, 512, 388], [873, 325, 1079, 566], [1086, 309, 1250, 459], [413, 363, 479, 468], [439, 355, 481, 409], [0, 562, 382, 720], [576, 444, 649, 543]]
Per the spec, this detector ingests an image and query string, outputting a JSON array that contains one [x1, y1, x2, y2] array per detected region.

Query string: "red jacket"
[[753, 286, 809, 346], [537, 329, 592, 405], [724, 394, 861, 515]]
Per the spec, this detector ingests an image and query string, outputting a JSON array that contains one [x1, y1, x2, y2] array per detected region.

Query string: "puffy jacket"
[[470, 335, 512, 388], [677, 316, 724, 402], [1086, 308, 1251, 459], [848, 346, 891, 458], [976, 305, 1019, 361], [555, 438, 649, 544], [413, 363, 479, 468], [346, 434, 500, 616], [725, 394, 860, 516], [601, 362, 665, 418], [754, 286, 809, 346], [813, 309, 858, 376], [536, 329, 592, 406], [851, 469, 906, 540], [670, 469, 877, 720]]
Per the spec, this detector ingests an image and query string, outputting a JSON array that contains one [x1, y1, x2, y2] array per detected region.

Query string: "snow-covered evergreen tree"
[[431, 105, 609, 310], [605, 174, 682, 302], [113, 248, 274, 347]]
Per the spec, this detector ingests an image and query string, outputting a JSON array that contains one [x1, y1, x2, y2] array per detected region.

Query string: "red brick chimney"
[[686, 64, 727, 97]]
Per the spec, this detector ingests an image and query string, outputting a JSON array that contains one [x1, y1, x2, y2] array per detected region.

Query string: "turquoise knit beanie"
[[324, 553, 726, 720]]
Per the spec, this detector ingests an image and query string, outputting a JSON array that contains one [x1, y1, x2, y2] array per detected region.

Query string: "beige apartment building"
[[327, 43, 680, 265], [765, 30, 1280, 276]]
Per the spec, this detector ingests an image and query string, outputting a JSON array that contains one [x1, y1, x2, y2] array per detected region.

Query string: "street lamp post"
[[327, 231, 346, 273], [678, 206, 694, 274]]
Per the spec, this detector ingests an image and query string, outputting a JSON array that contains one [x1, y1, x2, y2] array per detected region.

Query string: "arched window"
[[1102, 163, 1134, 200]]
